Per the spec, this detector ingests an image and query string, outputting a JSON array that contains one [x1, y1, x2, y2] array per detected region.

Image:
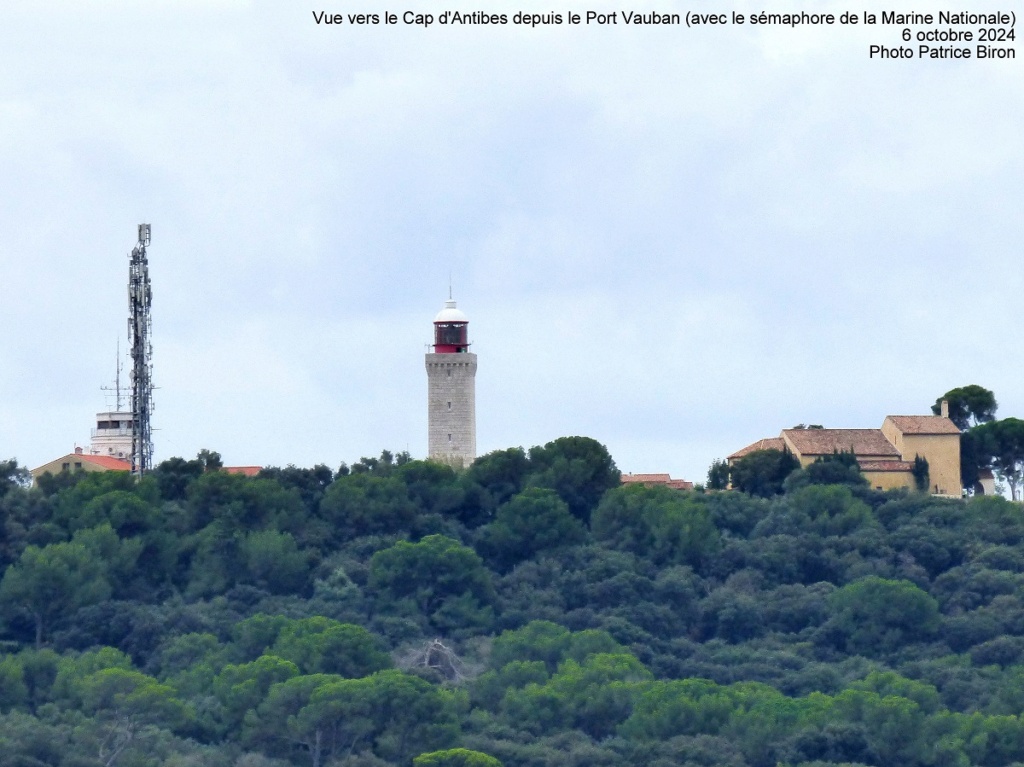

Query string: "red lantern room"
[[433, 299, 470, 353]]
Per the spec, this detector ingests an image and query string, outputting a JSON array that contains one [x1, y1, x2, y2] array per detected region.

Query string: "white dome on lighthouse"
[[434, 299, 468, 323]]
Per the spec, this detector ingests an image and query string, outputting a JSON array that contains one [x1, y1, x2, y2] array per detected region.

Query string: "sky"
[[1, 0, 1021, 484]]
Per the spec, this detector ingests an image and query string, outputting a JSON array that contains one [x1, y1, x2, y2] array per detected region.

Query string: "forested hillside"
[[3, 438, 1024, 767]]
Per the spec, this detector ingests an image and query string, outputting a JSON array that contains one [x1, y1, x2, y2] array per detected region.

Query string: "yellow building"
[[880, 415, 962, 495], [729, 403, 961, 496]]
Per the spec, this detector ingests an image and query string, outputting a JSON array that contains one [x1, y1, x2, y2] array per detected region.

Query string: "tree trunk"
[[311, 728, 322, 767]]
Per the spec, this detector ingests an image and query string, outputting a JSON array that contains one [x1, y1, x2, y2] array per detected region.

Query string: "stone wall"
[[425, 352, 477, 468]]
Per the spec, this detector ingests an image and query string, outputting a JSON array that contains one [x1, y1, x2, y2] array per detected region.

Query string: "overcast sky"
[[1, 1, 1021, 483]]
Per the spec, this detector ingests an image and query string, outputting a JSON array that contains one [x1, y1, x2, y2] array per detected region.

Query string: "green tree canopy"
[[269, 617, 391, 677], [152, 455, 205, 500], [729, 449, 800, 497], [395, 460, 464, 517], [502, 652, 651, 738], [243, 672, 342, 763], [826, 576, 940, 655], [972, 417, 1024, 500], [414, 748, 503, 767], [706, 459, 730, 490], [786, 485, 875, 536], [318, 474, 416, 541], [77, 667, 187, 766], [250, 670, 459, 767], [479, 488, 586, 570], [526, 437, 620, 524], [0, 459, 31, 498], [213, 654, 300, 734], [257, 463, 335, 510], [933, 385, 998, 430], [489, 621, 623, 673], [185, 470, 306, 533], [369, 535, 495, 633], [465, 447, 531, 509], [592, 484, 719, 568], [0, 541, 111, 647], [784, 451, 868, 492], [240, 529, 310, 595]]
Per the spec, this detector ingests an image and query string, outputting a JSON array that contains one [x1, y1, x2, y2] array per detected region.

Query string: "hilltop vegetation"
[[3, 438, 1024, 766]]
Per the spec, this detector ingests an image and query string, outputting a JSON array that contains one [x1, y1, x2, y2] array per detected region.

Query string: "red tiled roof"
[[783, 428, 900, 458], [49, 454, 133, 471], [727, 437, 785, 461], [31, 453, 132, 475], [80, 455, 133, 470], [621, 473, 694, 491], [859, 460, 914, 472], [623, 473, 672, 483], [884, 415, 961, 435], [224, 466, 262, 477]]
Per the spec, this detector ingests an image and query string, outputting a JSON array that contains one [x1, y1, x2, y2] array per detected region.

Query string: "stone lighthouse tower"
[[425, 297, 477, 468]]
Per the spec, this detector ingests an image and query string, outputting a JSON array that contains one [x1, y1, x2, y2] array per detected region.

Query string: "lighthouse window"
[[448, 434, 452, 441], [447, 369, 451, 377], [447, 401, 451, 410], [437, 324, 466, 345]]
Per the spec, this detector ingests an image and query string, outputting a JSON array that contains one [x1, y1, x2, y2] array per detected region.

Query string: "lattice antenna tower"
[[128, 224, 154, 475]]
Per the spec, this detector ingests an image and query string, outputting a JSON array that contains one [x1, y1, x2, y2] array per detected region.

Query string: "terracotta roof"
[[621, 473, 694, 490], [884, 415, 961, 435], [31, 453, 132, 475], [622, 473, 672, 483], [224, 466, 262, 477], [727, 437, 785, 460], [80, 455, 133, 470], [783, 428, 900, 458], [859, 460, 914, 472]]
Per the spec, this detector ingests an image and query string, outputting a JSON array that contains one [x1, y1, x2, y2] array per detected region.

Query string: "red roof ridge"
[[883, 415, 961, 435], [782, 428, 900, 457], [223, 466, 262, 477], [728, 437, 785, 460]]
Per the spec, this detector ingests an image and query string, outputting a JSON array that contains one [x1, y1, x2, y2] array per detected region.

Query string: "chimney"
[[74, 446, 84, 455], [940, 399, 949, 418]]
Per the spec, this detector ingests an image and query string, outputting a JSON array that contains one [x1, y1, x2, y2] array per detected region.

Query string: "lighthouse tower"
[[425, 297, 477, 468]]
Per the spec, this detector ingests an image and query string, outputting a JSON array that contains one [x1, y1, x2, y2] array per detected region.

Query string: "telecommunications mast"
[[128, 224, 154, 475]]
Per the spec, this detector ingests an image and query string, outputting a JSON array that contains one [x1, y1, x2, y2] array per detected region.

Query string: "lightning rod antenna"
[[116, 338, 122, 410], [100, 337, 125, 410], [128, 224, 154, 475]]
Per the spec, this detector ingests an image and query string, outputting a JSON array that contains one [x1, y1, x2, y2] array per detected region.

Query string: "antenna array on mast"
[[128, 224, 154, 475], [100, 338, 125, 410]]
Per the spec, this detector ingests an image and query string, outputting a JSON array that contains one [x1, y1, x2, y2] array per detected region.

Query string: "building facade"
[[729, 402, 962, 496], [31, 448, 132, 481], [89, 410, 134, 460], [425, 298, 477, 468]]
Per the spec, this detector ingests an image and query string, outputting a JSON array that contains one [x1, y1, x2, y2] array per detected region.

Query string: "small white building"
[[89, 410, 134, 460]]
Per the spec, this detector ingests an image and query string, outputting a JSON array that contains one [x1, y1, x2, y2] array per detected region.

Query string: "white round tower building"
[[425, 298, 477, 468]]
